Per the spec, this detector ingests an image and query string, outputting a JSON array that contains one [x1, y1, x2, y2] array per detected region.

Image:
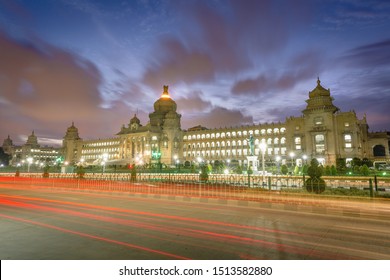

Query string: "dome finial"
[[317, 77, 321, 86], [161, 85, 170, 98]]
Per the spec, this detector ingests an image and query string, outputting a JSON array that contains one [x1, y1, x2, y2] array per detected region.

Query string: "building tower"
[[149, 85, 182, 164], [63, 122, 82, 164]]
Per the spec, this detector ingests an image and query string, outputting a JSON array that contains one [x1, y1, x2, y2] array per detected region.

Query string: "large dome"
[[153, 85, 177, 113]]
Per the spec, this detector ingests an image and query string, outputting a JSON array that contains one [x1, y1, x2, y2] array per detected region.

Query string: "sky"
[[1, 0, 390, 147]]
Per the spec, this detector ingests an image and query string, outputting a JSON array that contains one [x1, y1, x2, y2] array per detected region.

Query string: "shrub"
[[76, 165, 85, 179], [42, 165, 50, 178], [360, 164, 369, 176], [305, 158, 326, 194], [281, 164, 288, 175], [305, 178, 326, 194], [130, 164, 137, 182], [199, 164, 209, 181], [330, 165, 337, 176]]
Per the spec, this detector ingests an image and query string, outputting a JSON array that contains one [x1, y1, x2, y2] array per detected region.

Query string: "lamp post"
[[259, 142, 267, 185], [174, 155, 178, 171], [27, 157, 33, 173], [275, 156, 281, 174], [102, 153, 108, 173], [289, 152, 295, 173]]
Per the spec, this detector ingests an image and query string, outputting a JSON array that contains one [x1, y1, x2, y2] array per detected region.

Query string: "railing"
[[1, 172, 389, 192]]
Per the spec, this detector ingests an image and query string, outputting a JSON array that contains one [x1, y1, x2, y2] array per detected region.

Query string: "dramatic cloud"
[[0, 32, 129, 144], [183, 106, 253, 130], [1, 0, 390, 144], [231, 50, 324, 96], [142, 38, 215, 90], [176, 90, 213, 113], [340, 39, 390, 68]]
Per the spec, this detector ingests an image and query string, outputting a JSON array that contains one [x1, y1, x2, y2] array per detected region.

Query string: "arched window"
[[373, 145, 386, 157]]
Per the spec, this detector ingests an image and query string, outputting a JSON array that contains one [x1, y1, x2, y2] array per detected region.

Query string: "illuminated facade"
[[2, 131, 61, 166], [3, 80, 390, 168]]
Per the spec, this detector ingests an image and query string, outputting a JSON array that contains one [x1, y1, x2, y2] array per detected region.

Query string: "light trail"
[[1, 179, 390, 259], [0, 194, 371, 259], [0, 212, 190, 260]]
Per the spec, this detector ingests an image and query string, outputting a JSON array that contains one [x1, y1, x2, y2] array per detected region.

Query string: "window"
[[344, 134, 352, 149], [315, 134, 325, 153], [314, 117, 323, 125]]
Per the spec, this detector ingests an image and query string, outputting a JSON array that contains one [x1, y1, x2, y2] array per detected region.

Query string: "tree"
[[351, 157, 362, 168], [0, 147, 10, 166], [294, 165, 300, 175], [281, 164, 288, 175], [336, 158, 346, 174], [76, 165, 85, 179], [324, 165, 331, 176], [130, 164, 137, 182], [42, 165, 50, 178], [360, 164, 369, 176], [302, 164, 309, 175], [305, 158, 326, 194], [199, 163, 209, 181], [362, 158, 373, 167], [330, 165, 337, 176]]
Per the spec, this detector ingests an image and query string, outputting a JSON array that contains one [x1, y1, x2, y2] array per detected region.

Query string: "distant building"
[[3, 80, 390, 168], [3, 131, 61, 167]]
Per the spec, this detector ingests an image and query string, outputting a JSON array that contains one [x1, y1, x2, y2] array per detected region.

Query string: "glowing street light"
[[289, 151, 295, 172], [102, 153, 108, 173], [259, 142, 267, 185], [275, 155, 281, 174], [27, 157, 33, 173]]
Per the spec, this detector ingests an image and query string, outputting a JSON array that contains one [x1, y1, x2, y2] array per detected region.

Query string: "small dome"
[[67, 122, 78, 132], [309, 78, 330, 98], [153, 85, 177, 113], [2, 135, 13, 147], [26, 130, 38, 147], [64, 122, 80, 140], [130, 114, 140, 125]]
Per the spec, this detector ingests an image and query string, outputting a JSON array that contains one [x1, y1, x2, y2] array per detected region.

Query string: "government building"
[[3, 79, 390, 169]]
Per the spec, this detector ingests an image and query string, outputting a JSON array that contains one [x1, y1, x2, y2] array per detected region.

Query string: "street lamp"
[[275, 156, 281, 174], [102, 153, 108, 173], [289, 152, 295, 172], [302, 154, 307, 165], [27, 157, 33, 173], [259, 142, 267, 185]]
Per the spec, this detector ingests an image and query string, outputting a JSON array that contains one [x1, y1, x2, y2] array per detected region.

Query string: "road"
[[1, 182, 390, 260]]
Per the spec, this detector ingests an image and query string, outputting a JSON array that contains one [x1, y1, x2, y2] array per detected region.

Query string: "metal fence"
[[1, 172, 389, 195]]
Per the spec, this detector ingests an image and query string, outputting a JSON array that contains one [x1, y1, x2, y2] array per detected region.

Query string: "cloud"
[[231, 50, 323, 96], [332, 38, 390, 131], [142, 0, 314, 90], [182, 106, 253, 130], [142, 37, 215, 90], [340, 39, 390, 67], [176, 90, 213, 113], [0, 31, 130, 144]]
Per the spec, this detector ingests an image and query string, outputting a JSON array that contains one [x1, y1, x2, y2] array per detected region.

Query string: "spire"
[[161, 85, 170, 98], [317, 77, 321, 86]]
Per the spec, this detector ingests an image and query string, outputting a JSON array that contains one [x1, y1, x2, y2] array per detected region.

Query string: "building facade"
[[3, 131, 61, 167], [3, 80, 390, 168]]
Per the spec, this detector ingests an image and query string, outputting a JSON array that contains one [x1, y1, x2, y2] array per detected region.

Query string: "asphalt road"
[[1, 183, 390, 260]]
